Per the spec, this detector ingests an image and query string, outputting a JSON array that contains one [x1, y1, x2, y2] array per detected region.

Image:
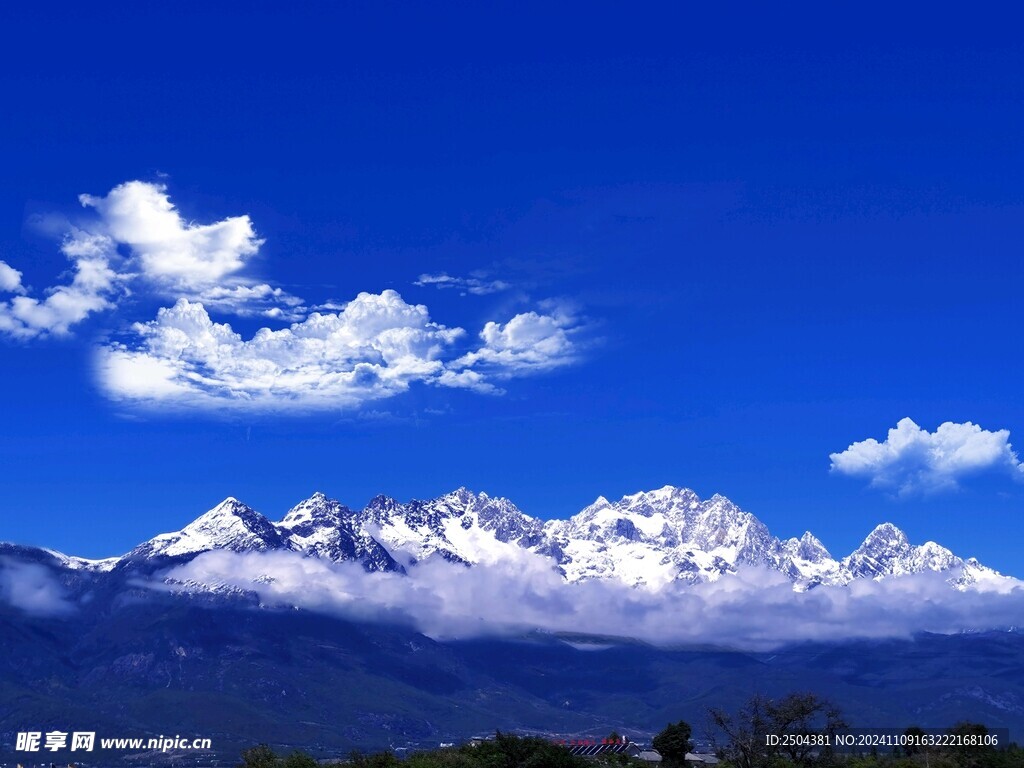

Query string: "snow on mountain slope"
[[276, 492, 401, 572], [836, 523, 1017, 590], [359, 488, 545, 567], [779, 532, 843, 585], [838, 523, 966, 583], [543, 486, 818, 588], [127, 497, 286, 559], [544, 486, 704, 588], [42, 549, 120, 572]]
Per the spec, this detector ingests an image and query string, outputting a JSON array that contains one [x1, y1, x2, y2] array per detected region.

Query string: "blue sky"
[[1, 3, 1023, 571]]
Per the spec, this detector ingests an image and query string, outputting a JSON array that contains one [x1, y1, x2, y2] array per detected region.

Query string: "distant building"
[[557, 737, 662, 763], [684, 752, 720, 765]]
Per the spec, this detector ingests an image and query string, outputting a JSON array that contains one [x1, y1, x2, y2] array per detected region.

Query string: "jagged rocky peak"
[[616, 485, 701, 515], [274, 492, 401, 572], [426, 487, 492, 520], [471, 494, 545, 545], [841, 522, 930, 580], [787, 531, 833, 562], [855, 522, 911, 556], [566, 485, 701, 540], [698, 493, 753, 526], [361, 494, 403, 523], [685, 493, 772, 557], [442, 486, 477, 505], [278, 491, 354, 531]]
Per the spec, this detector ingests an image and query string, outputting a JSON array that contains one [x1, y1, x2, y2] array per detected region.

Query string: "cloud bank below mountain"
[[163, 548, 1024, 651]]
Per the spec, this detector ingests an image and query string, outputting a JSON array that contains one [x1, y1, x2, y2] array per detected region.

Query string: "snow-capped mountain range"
[[54, 485, 1013, 592]]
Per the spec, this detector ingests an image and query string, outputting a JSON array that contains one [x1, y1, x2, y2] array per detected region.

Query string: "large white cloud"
[[165, 548, 1024, 651], [98, 290, 585, 411], [830, 418, 1024, 496], [79, 181, 261, 289], [97, 291, 466, 411]]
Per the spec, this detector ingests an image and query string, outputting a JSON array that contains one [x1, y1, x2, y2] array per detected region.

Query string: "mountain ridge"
[[32, 485, 1014, 592]]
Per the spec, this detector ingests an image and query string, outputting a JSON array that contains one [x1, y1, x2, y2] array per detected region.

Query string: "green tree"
[[472, 731, 591, 768], [345, 750, 402, 768], [652, 720, 693, 766], [947, 722, 995, 768], [282, 751, 318, 768], [708, 694, 773, 768], [766, 692, 847, 766], [900, 725, 926, 758], [708, 692, 846, 768], [239, 744, 279, 768]]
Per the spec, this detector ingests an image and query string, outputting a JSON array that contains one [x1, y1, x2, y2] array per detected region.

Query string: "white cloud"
[[96, 289, 587, 411], [196, 283, 307, 321], [80, 181, 261, 289], [0, 182, 303, 339], [79, 181, 308, 317], [453, 305, 579, 376], [414, 272, 511, 296], [165, 548, 1024, 651], [0, 231, 122, 339], [97, 291, 469, 412], [0, 260, 24, 293], [830, 417, 1024, 495], [0, 557, 77, 617], [1, 180, 588, 410]]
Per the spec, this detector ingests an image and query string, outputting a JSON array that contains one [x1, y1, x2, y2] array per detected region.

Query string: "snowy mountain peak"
[[840, 523, 950, 580], [787, 531, 833, 562], [273, 492, 399, 572], [364, 494, 402, 518], [180, 498, 277, 540], [278, 492, 350, 530], [131, 497, 284, 559], [441, 486, 477, 504], [857, 523, 911, 554]]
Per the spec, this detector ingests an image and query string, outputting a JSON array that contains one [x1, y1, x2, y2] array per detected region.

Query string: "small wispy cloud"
[[414, 272, 511, 296], [0, 231, 123, 339], [0, 557, 77, 617], [830, 417, 1024, 496], [196, 283, 307, 321], [0, 261, 25, 294], [165, 549, 1024, 651]]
